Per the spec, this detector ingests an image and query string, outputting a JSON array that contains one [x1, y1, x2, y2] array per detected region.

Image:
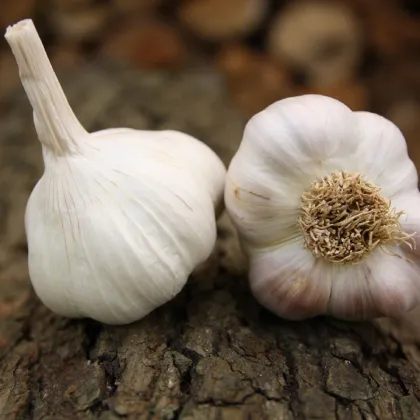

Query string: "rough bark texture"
[[1, 62, 420, 420]]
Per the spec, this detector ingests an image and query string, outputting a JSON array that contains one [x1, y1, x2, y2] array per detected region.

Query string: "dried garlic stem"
[[4, 19, 87, 155], [299, 170, 414, 264]]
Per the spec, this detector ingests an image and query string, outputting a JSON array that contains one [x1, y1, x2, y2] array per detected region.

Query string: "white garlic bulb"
[[5, 19, 226, 325], [225, 94, 420, 321]]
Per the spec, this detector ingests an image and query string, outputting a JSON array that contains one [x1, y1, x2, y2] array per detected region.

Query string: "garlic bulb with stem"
[[5, 19, 226, 325], [225, 94, 420, 321]]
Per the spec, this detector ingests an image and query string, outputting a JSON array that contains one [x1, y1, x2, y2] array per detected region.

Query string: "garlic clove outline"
[[5, 19, 226, 325], [352, 111, 418, 198], [328, 248, 420, 320], [250, 238, 420, 321], [249, 238, 332, 320], [233, 95, 362, 185]]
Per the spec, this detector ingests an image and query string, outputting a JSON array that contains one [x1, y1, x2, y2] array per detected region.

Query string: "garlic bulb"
[[267, 0, 362, 87], [178, 0, 268, 42], [5, 19, 226, 325], [225, 94, 420, 321]]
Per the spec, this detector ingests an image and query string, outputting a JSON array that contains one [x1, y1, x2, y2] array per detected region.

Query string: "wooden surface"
[[1, 62, 420, 420]]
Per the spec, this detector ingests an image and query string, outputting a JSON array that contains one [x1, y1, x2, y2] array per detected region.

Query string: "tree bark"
[[1, 62, 420, 420]]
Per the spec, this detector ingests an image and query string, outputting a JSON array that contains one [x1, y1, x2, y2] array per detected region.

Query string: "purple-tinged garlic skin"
[[225, 94, 420, 320]]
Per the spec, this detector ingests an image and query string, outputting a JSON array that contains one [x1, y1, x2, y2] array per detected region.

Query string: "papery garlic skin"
[[225, 94, 420, 321], [6, 19, 226, 325]]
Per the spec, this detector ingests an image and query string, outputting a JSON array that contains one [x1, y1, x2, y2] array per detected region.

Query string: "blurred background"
[[1, 0, 420, 166]]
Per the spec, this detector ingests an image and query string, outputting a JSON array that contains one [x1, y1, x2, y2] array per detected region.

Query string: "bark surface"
[[1, 62, 420, 420]]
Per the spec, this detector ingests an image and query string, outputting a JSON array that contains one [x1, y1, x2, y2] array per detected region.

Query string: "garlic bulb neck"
[[298, 171, 412, 264], [5, 19, 87, 156]]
